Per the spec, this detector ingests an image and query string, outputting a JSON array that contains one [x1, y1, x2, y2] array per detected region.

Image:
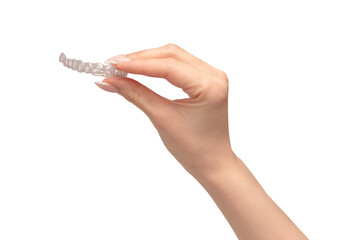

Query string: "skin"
[[96, 43, 308, 240]]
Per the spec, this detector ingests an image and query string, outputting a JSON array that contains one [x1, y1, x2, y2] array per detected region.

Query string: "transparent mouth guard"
[[59, 52, 128, 79]]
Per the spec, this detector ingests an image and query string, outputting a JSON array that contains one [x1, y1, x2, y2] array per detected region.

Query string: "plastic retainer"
[[59, 52, 128, 79]]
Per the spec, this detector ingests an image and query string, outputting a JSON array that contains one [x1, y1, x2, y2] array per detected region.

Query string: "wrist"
[[186, 149, 240, 183]]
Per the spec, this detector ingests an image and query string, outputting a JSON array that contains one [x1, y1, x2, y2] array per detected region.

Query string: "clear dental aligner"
[[59, 52, 128, 79]]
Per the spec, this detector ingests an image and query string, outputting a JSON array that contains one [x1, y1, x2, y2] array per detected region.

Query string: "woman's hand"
[[96, 43, 236, 178], [95, 44, 308, 240]]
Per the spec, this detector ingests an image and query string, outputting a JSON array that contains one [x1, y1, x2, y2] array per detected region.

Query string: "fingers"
[[109, 57, 204, 98], [125, 43, 222, 76], [100, 77, 171, 120]]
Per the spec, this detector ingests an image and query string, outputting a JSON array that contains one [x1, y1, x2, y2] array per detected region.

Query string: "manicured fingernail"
[[105, 54, 132, 64], [94, 81, 119, 93]]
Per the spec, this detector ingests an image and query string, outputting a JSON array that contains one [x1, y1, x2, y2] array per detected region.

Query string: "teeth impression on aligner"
[[92, 63, 105, 77], [58, 52, 128, 79]]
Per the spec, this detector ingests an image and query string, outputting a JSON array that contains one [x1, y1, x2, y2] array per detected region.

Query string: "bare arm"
[[95, 43, 308, 240], [194, 154, 307, 240]]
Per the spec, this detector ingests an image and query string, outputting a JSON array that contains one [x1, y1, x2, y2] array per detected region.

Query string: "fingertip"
[[94, 81, 119, 93], [106, 54, 132, 65], [102, 77, 133, 94], [103, 77, 128, 84]]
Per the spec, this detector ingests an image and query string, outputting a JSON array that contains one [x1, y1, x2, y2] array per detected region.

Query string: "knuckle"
[[164, 43, 180, 49], [217, 80, 229, 95], [163, 43, 181, 55], [208, 79, 229, 102], [217, 69, 228, 81]]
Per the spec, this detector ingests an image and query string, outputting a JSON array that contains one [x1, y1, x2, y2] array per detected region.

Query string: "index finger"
[[109, 57, 205, 98], [126, 44, 219, 76]]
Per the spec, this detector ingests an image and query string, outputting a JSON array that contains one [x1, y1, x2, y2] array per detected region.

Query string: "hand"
[[95, 44, 308, 240], [95, 43, 236, 177]]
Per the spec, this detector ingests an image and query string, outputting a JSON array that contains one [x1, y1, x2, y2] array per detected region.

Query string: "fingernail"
[[105, 54, 132, 64], [94, 81, 119, 93]]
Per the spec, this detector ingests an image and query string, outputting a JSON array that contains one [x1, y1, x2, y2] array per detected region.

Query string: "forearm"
[[192, 153, 308, 240]]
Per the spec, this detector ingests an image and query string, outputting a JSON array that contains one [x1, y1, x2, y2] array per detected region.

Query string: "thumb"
[[95, 77, 170, 119]]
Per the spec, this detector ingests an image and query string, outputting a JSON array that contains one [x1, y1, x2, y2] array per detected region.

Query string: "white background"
[[0, 0, 359, 239]]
